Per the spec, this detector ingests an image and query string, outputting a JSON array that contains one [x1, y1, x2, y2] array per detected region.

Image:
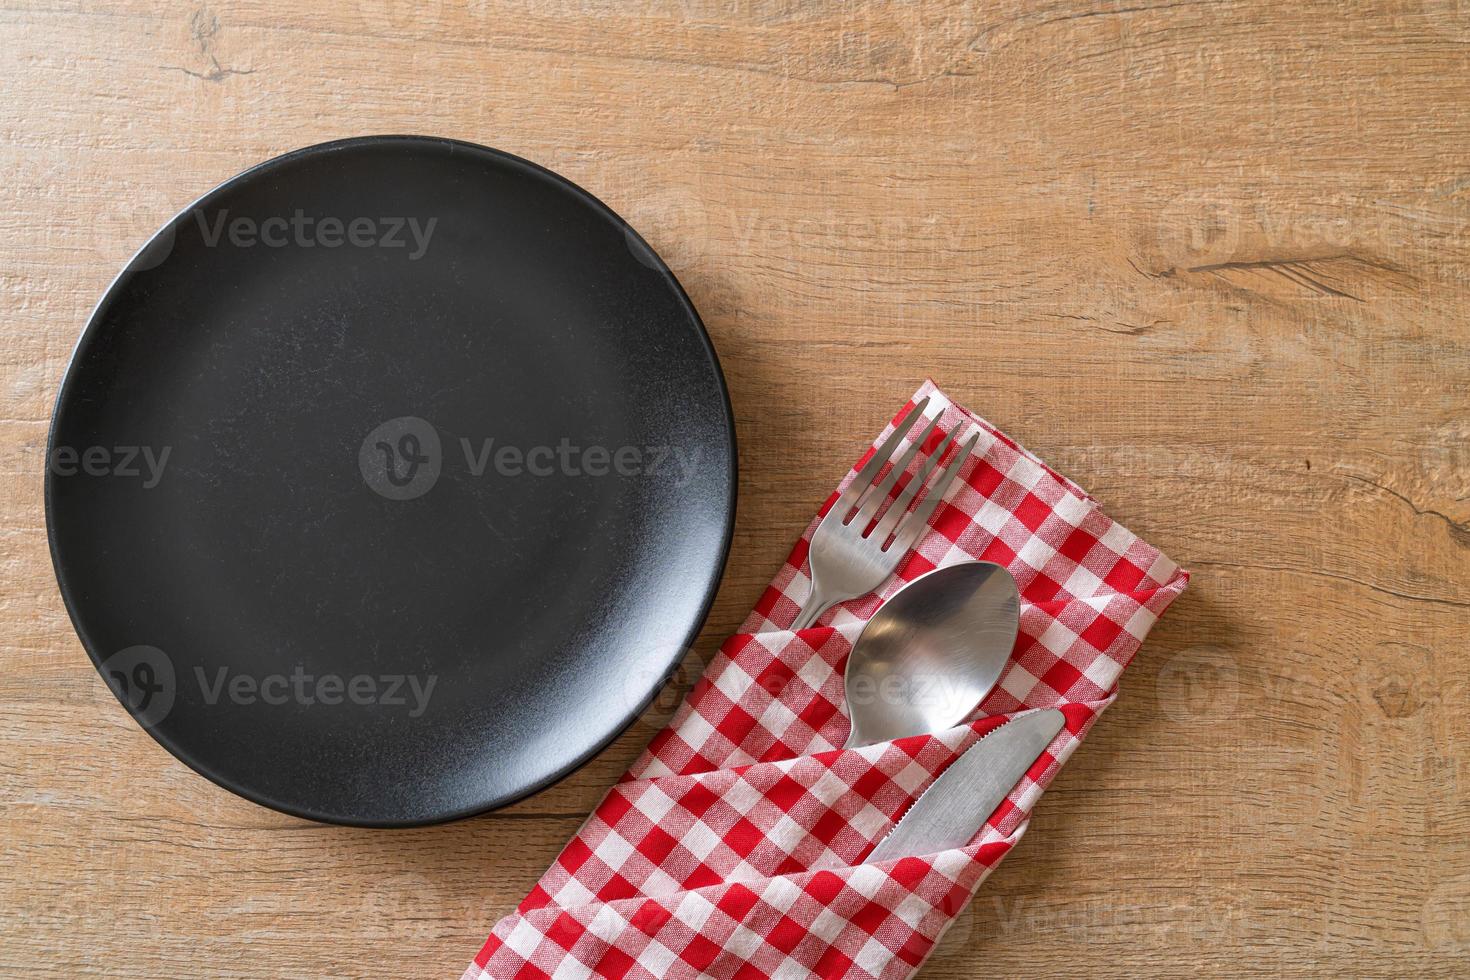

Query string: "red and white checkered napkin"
[[465, 381, 1189, 979]]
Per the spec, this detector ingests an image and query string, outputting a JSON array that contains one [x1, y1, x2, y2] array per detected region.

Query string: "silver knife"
[[868, 709, 1066, 862]]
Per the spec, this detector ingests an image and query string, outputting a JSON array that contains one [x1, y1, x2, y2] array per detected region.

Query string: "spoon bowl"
[[843, 561, 1019, 748]]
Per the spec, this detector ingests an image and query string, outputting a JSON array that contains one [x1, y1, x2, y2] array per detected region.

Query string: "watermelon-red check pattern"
[[465, 381, 1189, 979]]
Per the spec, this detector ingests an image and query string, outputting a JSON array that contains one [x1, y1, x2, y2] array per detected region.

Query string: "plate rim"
[[44, 134, 738, 827]]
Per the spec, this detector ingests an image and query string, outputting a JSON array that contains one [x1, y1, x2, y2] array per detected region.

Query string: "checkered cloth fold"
[[465, 381, 1188, 979]]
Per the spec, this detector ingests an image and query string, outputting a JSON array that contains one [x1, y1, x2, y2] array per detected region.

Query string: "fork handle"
[[791, 587, 836, 631]]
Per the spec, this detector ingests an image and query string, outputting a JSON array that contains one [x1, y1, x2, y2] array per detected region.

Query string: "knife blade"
[[868, 708, 1066, 862]]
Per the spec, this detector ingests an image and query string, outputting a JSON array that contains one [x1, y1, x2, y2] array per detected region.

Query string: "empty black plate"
[[46, 136, 736, 826]]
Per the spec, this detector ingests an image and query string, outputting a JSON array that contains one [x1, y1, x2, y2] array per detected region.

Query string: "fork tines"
[[837, 397, 979, 554]]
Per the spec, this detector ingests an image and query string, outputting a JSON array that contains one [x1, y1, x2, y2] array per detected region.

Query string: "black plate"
[[46, 136, 735, 826]]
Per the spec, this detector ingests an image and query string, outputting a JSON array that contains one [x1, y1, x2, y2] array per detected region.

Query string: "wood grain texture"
[[2, 0, 1468, 976]]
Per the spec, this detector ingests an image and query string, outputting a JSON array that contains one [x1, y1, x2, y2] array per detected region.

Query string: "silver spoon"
[[843, 561, 1020, 748]]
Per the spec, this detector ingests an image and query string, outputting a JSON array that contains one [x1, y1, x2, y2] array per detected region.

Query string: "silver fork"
[[791, 396, 979, 630]]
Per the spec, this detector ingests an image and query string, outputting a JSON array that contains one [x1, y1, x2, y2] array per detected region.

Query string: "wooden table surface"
[[3, 1, 1468, 976]]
